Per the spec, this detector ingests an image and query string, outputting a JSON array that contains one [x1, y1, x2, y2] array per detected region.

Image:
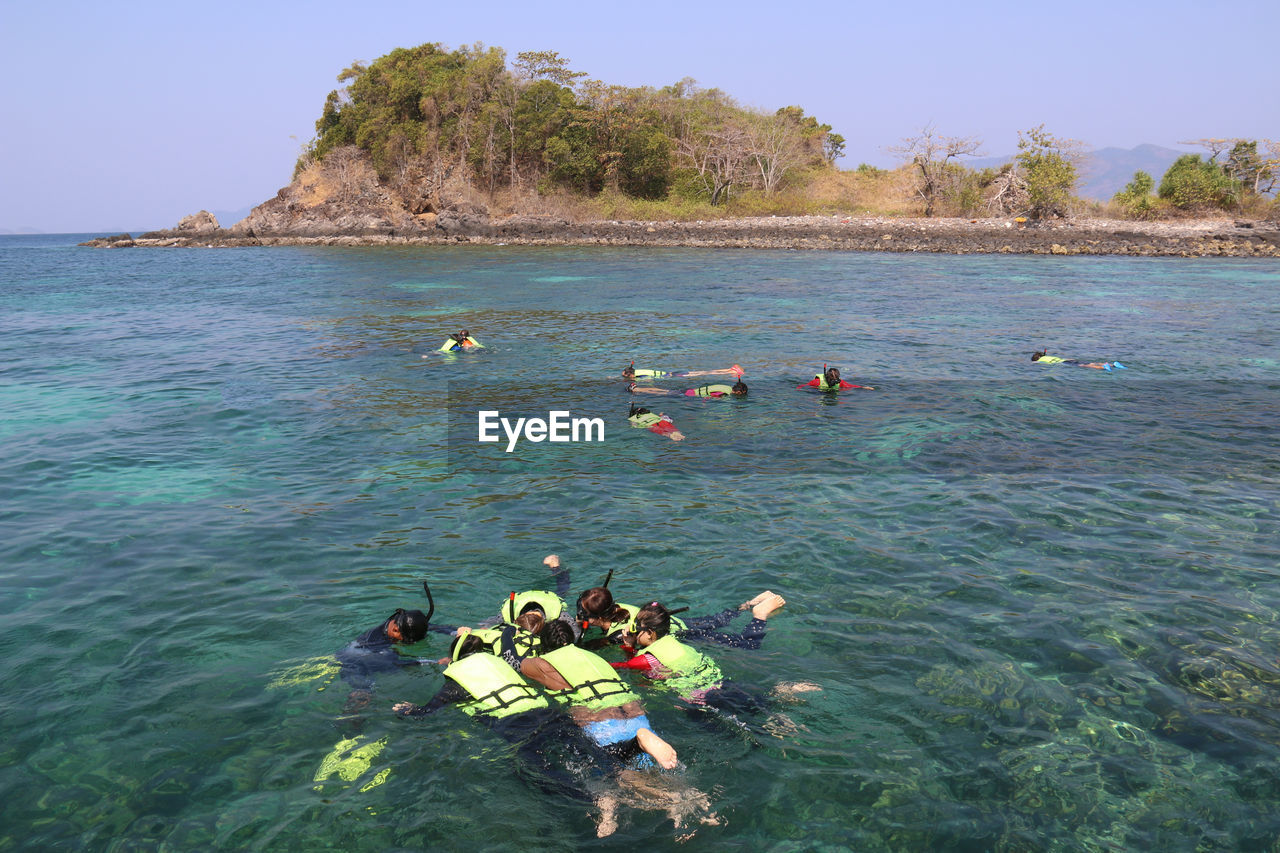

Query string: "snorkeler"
[[628, 404, 684, 441], [611, 599, 817, 730], [623, 363, 743, 380], [336, 607, 431, 705], [799, 366, 874, 391], [426, 554, 581, 670], [434, 329, 483, 353], [393, 633, 625, 820], [628, 381, 748, 397], [576, 584, 780, 651], [521, 620, 679, 770], [1031, 350, 1126, 371]]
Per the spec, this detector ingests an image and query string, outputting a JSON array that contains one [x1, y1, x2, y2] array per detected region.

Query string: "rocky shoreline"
[[82, 213, 1280, 257]]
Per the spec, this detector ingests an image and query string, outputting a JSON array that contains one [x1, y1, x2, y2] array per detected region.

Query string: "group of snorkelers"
[[624, 361, 872, 441], [335, 554, 806, 837]]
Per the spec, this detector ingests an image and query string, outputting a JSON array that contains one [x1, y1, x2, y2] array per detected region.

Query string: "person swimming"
[[1032, 350, 1126, 371], [434, 329, 483, 353], [628, 404, 684, 441], [628, 381, 747, 397], [522, 620, 678, 770], [622, 364, 744, 381], [799, 366, 873, 391]]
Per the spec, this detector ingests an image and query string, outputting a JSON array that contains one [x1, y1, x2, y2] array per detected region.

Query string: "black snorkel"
[[422, 580, 435, 626]]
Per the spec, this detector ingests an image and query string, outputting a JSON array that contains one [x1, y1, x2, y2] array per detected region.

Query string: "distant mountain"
[[966, 144, 1195, 201]]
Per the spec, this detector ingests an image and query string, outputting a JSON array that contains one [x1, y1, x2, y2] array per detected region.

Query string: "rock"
[[175, 210, 220, 233]]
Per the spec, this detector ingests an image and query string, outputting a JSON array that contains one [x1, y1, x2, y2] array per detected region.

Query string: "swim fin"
[[1104, 364, 1112, 371], [1112, 362, 1126, 369], [732, 364, 744, 377]]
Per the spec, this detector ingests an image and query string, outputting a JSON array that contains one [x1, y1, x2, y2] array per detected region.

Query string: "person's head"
[[1031, 350, 1045, 361], [515, 601, 545, 635], [631, 601, 673, 648], [622, 365, 636, 380], [824, 367, 841, 385], [731, 381, 748, 396], [576, 586, 627, 627], [385, 608, 429, 644], [449, 632, 487, 661], [540, 619, 576, 653], [453, 329, 470, 343], [629, 403, 651, 418]]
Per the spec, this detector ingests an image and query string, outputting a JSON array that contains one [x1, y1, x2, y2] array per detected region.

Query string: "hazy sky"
[[3, 0, 1276, 232]]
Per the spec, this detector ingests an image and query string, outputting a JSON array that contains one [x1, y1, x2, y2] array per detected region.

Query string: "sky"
[[2, 0, 1277, 233]]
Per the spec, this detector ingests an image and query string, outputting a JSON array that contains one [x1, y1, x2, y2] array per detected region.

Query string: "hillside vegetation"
[[302, 42, 1277, 223]]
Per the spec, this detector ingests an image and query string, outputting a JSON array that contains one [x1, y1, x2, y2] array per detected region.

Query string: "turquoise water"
[[2, 234, 1279, 850]]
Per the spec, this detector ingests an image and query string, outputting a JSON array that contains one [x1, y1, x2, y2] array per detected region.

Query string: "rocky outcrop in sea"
[[81, 148, 1280, 258]]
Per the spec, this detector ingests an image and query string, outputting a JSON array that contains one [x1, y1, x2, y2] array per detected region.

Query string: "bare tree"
[[1179, 138, 1235, 163], [888, 125, 984, 216], [747, 112, 807, 195]]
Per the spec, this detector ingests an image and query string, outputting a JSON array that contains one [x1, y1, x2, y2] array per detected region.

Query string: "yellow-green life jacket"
[[540, 645, 637, 711], [1035, 355, 1065, 364], [500, 591, 565, 625], [498, 591, 565, 657], [438, 336, 483, 352], [631, 368, 664, 378], [444, 653, 548, 718], [644, 634, 722, 695], [694, 384, 734, 397], [629, 412, 662, 429], [618, 605, 687, 640]]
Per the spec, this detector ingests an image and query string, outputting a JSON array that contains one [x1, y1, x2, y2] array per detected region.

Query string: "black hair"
[[577, 586, 628, 625], [824, 366, 841, 385], [731, 381, 748, 395], [540, 619, 576, 653], [453, 330, 470, 344], [622, 364, 636, 378], [390, 608, 429, 643], [450, 632, 487, 660], [629, 403, 651, 417], [633, 601, 673, 640], [1031, 350, 1045, 361]]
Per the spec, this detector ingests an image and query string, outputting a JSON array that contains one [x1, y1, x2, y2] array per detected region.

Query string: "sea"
[[2, 233, 1278, 851]]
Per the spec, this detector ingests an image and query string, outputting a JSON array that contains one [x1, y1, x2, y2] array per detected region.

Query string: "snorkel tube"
[[422, 581, 435, 626]]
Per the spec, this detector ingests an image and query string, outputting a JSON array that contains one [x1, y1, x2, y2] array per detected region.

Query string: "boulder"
[[175, 210, 220, 233]]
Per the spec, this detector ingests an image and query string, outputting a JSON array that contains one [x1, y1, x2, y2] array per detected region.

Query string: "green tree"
[[1158, 154, 1237, 210], [1113, 170, 1158, 219], [1016, 125, 1077, 219], [1225, 140, 1276, 196]]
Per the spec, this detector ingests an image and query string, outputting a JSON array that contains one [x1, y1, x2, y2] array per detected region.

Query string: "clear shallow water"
[[2, 234, 1279, 850]]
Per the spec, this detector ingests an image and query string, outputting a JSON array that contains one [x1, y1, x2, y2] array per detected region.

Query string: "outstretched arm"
[[393, 679, 467, 717], [544, 554, 570, 599]]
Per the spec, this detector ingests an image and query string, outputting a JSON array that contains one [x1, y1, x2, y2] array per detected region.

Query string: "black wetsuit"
[[683, 609, 770, 649], [336, 622, 422, 691]]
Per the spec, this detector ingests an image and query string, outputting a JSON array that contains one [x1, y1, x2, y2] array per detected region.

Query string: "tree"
[[1016, 125, 1079, 219], [888, 125, 983, 216], [1113, 170, 1158, 219], [513, 50, 587, 87], [747, 111, 807, 195], [1225, 140, 1277, 196], [1158, 154, 1237, 210]]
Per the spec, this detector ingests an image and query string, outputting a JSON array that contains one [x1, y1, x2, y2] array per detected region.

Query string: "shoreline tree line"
[[303, 41, 1278, 222]]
